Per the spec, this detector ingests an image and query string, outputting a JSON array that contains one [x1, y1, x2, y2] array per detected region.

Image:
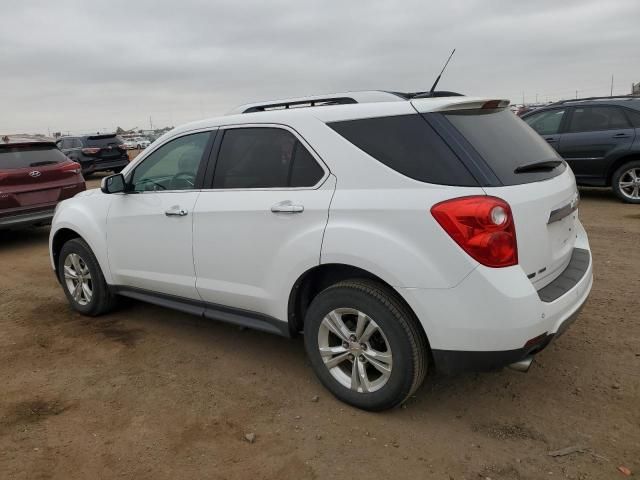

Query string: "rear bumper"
[[0, 208, 55, 229], [80, 157, 128, 174], [431, 301, 585, 374], [399, 222, 593, 374]]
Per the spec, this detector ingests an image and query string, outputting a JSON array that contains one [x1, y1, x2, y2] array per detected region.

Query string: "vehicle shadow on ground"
[[105, 297, 516, 413], [0, 226, 50, 250], [578, 186, 617, 203]]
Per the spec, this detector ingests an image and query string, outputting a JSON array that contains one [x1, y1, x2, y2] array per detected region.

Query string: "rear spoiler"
[[87, 134, 117, 140], [412, 97, 510, 113]]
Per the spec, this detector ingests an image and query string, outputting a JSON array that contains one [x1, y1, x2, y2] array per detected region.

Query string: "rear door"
[[558, 105, 635, 183], [192, 125, 334, 323]]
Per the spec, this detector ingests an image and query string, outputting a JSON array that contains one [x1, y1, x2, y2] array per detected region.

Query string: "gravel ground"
[[1, 179, 638, 480]]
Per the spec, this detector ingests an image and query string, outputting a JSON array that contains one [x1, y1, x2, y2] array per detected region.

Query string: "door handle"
[[612, 133, 631, 138], [165, 206, 188, 216], [271, 201, 304, 214], [544, 137, 557, 143]]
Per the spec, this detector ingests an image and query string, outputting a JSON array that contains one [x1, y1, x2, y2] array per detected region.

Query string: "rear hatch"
[[84, 134, 127, 161], [0, 143, 85, 214], [412, 98, 579, 290]]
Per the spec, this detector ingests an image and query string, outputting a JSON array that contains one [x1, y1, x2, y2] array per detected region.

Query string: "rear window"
[[328, 114, 478, 186], [0, 145, 68, 170], [444, 109, 566, 186], [84, 135, 123, 147]]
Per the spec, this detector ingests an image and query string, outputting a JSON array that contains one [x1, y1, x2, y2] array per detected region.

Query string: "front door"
[[107, 130, 213, 299], [193, 126, 335, 322]]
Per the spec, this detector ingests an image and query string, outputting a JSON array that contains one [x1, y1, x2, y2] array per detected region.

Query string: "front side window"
[[130, 132, 210, 192], [568, 106, 631, 133], [212, 127, 324, 189], [524, 109, 566, 135]]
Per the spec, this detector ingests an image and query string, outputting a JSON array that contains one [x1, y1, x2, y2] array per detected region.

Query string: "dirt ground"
[[1, 179, 638, 480]]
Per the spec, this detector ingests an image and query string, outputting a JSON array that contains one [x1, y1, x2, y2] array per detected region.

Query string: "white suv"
[[49, 91, 593, 411]]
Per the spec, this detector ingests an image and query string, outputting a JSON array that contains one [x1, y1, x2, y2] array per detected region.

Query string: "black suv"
[[56, 134, 129, 176], [522, 97, 640, 203]]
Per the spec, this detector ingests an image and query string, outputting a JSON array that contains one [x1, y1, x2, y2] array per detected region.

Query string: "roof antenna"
[[428, 48, 456, 96]]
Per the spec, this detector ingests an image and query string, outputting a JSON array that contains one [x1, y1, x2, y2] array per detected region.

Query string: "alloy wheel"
[[317, 308, 393, 393], [618, 167, 640, 200], [63, 253, 93, 306]]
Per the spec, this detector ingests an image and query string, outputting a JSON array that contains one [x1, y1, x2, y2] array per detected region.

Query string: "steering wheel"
[[170, 171, 196, 190]]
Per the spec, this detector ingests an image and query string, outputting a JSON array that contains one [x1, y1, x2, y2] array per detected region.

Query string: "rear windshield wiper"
[[30, 161, 57, 167], [514, 159, 563, 174]]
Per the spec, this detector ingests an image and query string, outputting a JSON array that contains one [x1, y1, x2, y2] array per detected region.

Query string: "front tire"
[[612, 160, 640, 203], [58, 238, 117, 316], [304, 279, 428, 411]]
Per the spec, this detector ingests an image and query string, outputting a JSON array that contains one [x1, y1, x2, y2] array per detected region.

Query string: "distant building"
[[633, 82, 640, 95]]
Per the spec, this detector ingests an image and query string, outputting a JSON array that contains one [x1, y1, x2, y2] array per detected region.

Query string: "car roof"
[[169, 93, 509, 138], [534, 97, 640, 111]]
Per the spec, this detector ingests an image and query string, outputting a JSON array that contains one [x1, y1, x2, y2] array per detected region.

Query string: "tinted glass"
[[328, 114, 477, 186], [624, 108, 640, 128], [0, 145, 69, 170], [523, 109, 566, 135], [290, 142, 324, 187], [85, 135, 124, 147], [568, 106, 631, 133], [445, 109, 565, 186], [213, 128, 323, 189], [131, 132, 209, 191]]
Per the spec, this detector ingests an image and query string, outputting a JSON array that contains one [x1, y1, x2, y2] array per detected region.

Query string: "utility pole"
[[535, 93, 538, 103], [575, 90, 578, 99], [522, 91, 525, 105], [610, 75, 614, 96], [149, 116, 153, 131]]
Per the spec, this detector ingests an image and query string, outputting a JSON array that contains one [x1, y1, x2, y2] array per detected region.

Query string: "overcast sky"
[[2, 0, 639, 135]]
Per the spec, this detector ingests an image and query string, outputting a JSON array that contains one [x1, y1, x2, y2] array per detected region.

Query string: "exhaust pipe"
[[508, 355, 534, 373]]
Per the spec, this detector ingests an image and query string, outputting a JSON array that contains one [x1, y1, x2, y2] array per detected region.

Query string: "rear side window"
[[0, 145, 68, 170], [328, 114, 477, 186], [213, 128, 324, 189], [625, 108, 640, 128], [84, 135, 124, 148], [568, 106, 630, 133], [444, 109, 565, 186]]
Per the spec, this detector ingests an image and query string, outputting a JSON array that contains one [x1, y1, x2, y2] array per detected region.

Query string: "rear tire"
[[58, 238, 117, 316], [612, 160, 640, 204], [303, 279, 428, 411]]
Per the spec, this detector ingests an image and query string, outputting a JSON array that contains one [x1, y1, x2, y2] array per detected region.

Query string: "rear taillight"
[[81, 147, 101, 155], [60, 161, 82, 175], [431, 196, 518, 268]]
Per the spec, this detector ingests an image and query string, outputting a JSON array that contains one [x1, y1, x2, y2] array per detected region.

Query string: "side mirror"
[[101, 173, 126, 194]]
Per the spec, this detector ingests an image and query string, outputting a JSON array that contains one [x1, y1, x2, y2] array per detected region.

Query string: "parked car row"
[[122, 137, 151, 150]]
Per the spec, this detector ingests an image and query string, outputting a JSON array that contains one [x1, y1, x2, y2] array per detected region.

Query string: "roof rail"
[[228, 90, 467, 115], [241, 96, 357, 114], [549, 95, 640, 106]]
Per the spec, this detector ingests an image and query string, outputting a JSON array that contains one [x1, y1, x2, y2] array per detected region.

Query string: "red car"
[[0, 136, 85, 229]]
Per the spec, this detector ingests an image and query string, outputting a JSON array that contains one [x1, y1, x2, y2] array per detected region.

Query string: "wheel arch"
[[606, 153, 640, 186], [51, 227, 82, 276], [287, 263, 430, 347]]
